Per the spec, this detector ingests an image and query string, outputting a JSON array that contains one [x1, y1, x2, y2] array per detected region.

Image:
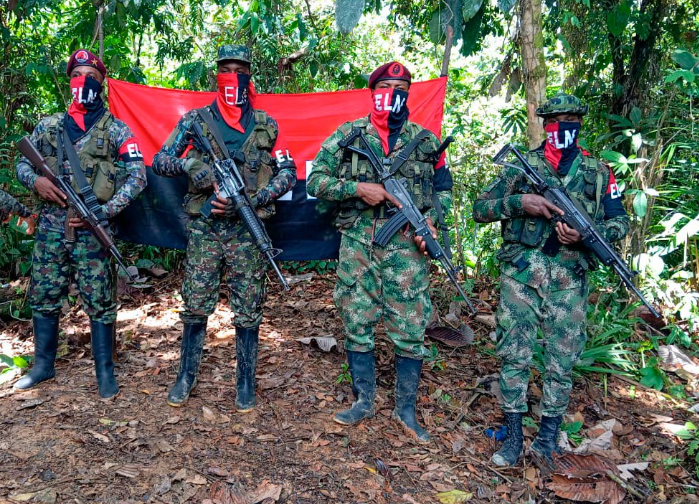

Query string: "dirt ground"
[[0, 271, 696, 504]]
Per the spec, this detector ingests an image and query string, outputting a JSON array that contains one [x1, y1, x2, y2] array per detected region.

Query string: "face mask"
[[216, 72, 253, 133], [544, 121, 581, 174], [369, 87, 409, 154], [66, 75, 105, 138]]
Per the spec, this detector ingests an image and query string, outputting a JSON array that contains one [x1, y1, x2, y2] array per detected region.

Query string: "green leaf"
[[665, 69, 686, 83], [629, 107, 642, 128], [562, 421, 583, 434], [250, 14, 259, 34], [600, 150, 627, 164], [460, 5, 484, 57], [462, 0, 484, 23], [336, 0, 364, 35], [12, 356, 28, 369], [497, 0, 517, 15], [639, 364, 664, 390], [631, 133, 643, 153], [671, 49, 699, 74], [0, 354, 14, 367], [606, 1, 631, 37], [429, 11, 444, 44], [633, 192, 648, 218], [309, 61, 319, 78]]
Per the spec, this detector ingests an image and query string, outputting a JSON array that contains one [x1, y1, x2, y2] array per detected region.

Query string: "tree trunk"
[[519, 0, 546, 148]]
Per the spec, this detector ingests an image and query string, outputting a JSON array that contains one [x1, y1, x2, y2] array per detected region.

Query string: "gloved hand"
[[185, 159, 214, 191]]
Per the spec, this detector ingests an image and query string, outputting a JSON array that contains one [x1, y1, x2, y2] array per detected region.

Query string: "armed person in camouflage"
[[307, 62, 454, 443], [152, 45, 296, 411], [0, 190, 31, 222], [474, 93, 629, 466], [14, 49, 146, 399]]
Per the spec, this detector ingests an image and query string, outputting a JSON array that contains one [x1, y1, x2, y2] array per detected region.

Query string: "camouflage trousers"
[[495, 273, 588, 417], [29, 225, 116, 324], [181, 216, 266, 328], [334, 234, 432, 359]]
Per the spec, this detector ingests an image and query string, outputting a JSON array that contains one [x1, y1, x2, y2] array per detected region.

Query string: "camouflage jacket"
[[307, 116, 453, 249], [0, 189, 29, 222], [16, 112, 147, 232], [473, 149, 630, 291], [151, 104, 296, 219]]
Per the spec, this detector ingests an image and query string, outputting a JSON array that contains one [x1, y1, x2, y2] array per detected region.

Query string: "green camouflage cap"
[[536, 92, 588, 118], [217, 44, 251, 64]]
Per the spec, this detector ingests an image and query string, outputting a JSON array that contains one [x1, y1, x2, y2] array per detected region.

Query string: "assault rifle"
[[18, 137, 136, 281], [190, 121, 290, 291], [492, 143, 661, 318], [338, 128, 476, 314]]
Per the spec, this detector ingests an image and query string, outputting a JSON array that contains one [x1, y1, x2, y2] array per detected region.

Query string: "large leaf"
[[336, 0, 364, 35], [671, 49, 699, 74], [606, 1, 631, 37], [600, 150, 627, 164], [430, 10, 445, 44], [633, 191, 648, 218], [441, 0, 463, 42], [639, 364, 664, 390], [497, 0, 517, 15], [460, 4, 484, 57], [462, 0, 483, 22]]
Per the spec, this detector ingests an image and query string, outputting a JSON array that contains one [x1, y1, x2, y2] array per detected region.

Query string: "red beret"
[[368, 61, 411, 89], [66, 49, 107, 77]]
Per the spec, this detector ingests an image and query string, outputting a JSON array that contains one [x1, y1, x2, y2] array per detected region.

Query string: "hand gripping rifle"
[[18, 137, 136, 282], [190, 121, 290, 291], [492, 143, 661, 318], [338, 128, 476, 314]]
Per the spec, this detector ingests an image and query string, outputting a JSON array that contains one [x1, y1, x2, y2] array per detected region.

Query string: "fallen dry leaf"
[[248, 480, 283, 503], [549, 453, 625, 504], [617, 462, 649, 481], [436, 489, 473, 504]]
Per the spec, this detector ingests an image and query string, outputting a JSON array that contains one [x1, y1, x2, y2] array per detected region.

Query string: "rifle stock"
[[18, 137, 136, 281]]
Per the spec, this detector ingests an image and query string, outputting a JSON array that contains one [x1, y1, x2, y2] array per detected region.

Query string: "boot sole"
[[100, 389, 120, 401], [332, 411, 374, 426], [167, 381, 197, 407], [394, 417, 430, 444], [236, 405, 255, 413], [13, 375, 55, 391]]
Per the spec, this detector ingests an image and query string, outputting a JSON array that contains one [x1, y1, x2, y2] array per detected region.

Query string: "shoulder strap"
[[432, 192, 452, 260], [59, 128, 106, 222], [389, 128, 431, 176], [253, 109, 267, 126], [196, 107, 231, 159]]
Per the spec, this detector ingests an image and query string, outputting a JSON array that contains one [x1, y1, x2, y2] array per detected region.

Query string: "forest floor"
[[0, 270, 696, 504]]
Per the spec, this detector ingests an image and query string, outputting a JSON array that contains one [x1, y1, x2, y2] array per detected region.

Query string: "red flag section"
[[108, 77, 448, 260], [107, 77, 447, 179]]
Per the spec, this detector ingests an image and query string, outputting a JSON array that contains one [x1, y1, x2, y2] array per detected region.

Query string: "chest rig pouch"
[[185, 107, 279, 219], [37, 113, 117, 204], [334, 120, 436, 229]]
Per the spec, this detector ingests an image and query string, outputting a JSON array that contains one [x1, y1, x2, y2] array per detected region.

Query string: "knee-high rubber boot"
[[333, 350, 376, 425], [91, 321, 119, 399], [14, 315, 59, 390], [168, 321, 207, 407], [530, 415, 563, 466], [235, 326, 259, 413], [392, 355, 430, 443], [491, 412, 524, 466]]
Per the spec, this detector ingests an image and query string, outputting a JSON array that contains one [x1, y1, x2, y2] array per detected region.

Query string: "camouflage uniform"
[[0, 190, 30, 222], [307, 117, 452, 358], [16, 113, 147, 323], [151, 104, 295, 328], [474, 149, 629, 416]]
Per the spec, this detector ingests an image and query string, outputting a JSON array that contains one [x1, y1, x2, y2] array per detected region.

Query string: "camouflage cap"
[[217, 45, 251, 64], [536, 92, 589, 118]]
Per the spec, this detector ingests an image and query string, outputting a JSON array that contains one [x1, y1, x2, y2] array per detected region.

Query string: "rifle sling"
[[58, 128, 106, 223], [387, 129, 431, 176], [196, 108, 231, 160]]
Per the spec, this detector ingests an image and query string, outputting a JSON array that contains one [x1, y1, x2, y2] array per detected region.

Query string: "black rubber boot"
[[235, 325, 259, 413], [392, 355, 430, 443], [491, 412, 524, 466], [530, 415, 563, 466], [168, 321, 207, 407], [91, 321, 119, 399], [14, 315, 59, 391], [333, 350, 376, 425]]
